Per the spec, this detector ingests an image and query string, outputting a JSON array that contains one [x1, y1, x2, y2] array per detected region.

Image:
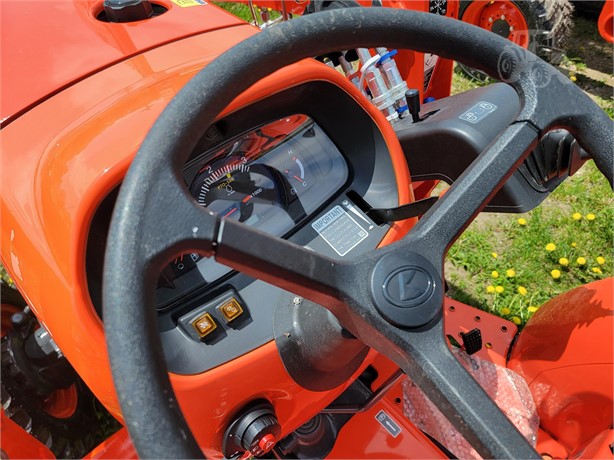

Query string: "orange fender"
[[508, 278, 613, 455], [599, 0, 614, 43]]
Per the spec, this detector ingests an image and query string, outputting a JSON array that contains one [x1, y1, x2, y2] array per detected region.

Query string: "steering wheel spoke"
[[402, 122, 539, 263], [365, 317, 540, 459], [131, 176, 221, 267], [215, 218, 361, 318]]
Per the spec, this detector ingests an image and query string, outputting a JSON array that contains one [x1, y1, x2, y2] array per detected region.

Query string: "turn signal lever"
[[524, 129, 587, 184]]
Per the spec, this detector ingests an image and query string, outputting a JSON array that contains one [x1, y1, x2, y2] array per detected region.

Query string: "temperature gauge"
[[284, 148, 308, 189]]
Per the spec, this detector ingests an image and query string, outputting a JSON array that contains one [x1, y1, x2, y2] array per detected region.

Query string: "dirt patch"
[[560, 15, 614, 101]]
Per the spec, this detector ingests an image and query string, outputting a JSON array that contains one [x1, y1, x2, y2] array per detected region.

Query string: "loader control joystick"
[[406, 89, 422, 123], [222, 400, 281, 458]]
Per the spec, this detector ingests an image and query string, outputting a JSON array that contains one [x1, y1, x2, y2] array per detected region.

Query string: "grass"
[[446, 161, 612, 326], [0, 269, 14, 286], [212, 1, 253, 22], [212, 1, 280, 23]]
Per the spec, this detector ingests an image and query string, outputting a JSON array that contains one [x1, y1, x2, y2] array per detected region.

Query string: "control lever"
[[406, 89, 421, 123]]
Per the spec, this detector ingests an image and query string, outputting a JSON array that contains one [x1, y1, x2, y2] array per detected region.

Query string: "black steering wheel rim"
[[103, 7, 613, 459]]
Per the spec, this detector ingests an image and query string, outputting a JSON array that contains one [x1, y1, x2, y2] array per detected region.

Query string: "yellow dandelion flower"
[[495, 286, 504, 294], [551, 269, 561, 279], [491, 270, 499, 279], [572, 212, 582, 221], [517, 286, 527, 296], [527, 306, 539, 313], [511, 316, 522, 325], [570, 75, 577, 82], [486, 285, 495, 293], [545, 243, 556, 252], [559, 257, 569, 266], [571, 242, 577, 248], [506, 269, 516, 278], [596, 256, 606, 265], [491, 252, 498, 259], [517, 218, 527, 226], [592, 267, 603, 274], [500, 307, 511, 315], [576, 257, 587, 266], [586, 213, 596, 221]]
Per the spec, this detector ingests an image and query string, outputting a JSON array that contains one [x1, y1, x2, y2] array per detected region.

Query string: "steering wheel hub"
[[371, 252, 442, 327]]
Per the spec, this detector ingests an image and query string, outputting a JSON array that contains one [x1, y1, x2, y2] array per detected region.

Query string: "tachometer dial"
[[189, 156, 285, 225]]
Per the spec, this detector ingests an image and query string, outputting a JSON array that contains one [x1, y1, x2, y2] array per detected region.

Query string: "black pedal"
[[460, 328, 482, 355]]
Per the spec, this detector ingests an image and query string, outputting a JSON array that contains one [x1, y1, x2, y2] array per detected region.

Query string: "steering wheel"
[[103, 7, 613, 459]]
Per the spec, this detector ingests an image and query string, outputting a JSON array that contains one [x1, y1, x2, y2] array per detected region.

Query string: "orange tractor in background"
[[244, 0, 576, 80]]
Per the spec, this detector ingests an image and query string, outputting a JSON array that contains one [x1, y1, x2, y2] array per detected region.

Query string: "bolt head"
[[10, 312, 25, 326]]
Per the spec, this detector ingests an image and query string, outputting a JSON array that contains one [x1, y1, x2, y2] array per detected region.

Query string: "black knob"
[[223, 400, 281, 458], [10, 312, 27, 328], [10, 311, 33, 335], [405, 89, 421, 123], [103, 0, 153, 23]]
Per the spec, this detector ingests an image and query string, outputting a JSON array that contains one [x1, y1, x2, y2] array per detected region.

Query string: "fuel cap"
[[103, 0, 153, 22]]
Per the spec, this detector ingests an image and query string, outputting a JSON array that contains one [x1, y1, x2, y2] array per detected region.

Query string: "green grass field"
[[446, 160, 612, 326]]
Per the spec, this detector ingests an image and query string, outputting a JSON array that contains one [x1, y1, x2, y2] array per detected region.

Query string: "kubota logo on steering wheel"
[[383, 267, 434, 308]]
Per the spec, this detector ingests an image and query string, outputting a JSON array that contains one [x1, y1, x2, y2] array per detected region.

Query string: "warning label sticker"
[[312, 205, 368, 257], [171, 0, 206, 7]]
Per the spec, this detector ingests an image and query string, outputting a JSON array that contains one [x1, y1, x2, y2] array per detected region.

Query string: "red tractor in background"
[[244, 0, 575, 82], [1, 0, 613, 459]]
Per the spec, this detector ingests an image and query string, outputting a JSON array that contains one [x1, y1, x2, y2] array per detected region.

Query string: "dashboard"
[[86, 81, 403, 376], [156, 115, 348, 307]]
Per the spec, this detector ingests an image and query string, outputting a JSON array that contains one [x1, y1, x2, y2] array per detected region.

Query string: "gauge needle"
[[293, 175, 303, 183], [224, 207, 238, 217]]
